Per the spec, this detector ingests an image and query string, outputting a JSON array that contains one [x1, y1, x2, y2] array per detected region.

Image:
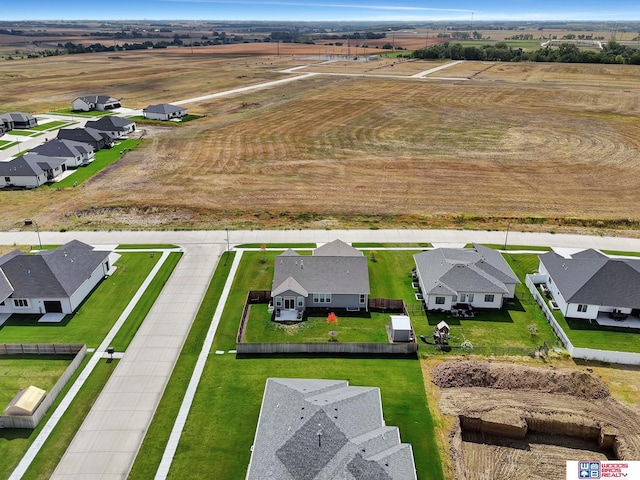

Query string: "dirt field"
[[2, 49, 640, 232], [428, 360, 640, 480]]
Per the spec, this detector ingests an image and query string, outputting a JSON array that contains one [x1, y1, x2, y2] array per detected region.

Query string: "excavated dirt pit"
[[432, 361, 640, 480]]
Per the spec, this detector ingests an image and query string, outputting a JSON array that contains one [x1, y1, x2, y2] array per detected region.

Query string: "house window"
[[4, 177, 10, 182], [460, 293, 466, 302], [484, 294, 495, 303], [13, 299, 29, 307], [313, 293, 331, 304], [275, 296, 282, 308], [452, 295, 457, 302], [435, 297, 445, 305], [297, 297, 304, 308], [359, 294, 366, 304], [577, 304, 588, 312], [468, 294, 474, 302]]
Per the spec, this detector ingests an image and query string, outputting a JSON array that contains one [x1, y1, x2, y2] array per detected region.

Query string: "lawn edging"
[[526, 274, 640, 365]]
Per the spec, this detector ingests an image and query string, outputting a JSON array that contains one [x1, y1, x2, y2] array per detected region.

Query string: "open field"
[[2, 50, 640, 233]]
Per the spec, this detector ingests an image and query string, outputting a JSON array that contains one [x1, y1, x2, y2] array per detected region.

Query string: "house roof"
[[0, 240, 109, 299], [6, 112, 35, 123], [144, 103, 186, 114], [75, 95, 119, 105], [85, 116, 135, 131], [0, 267, 13, 303], [0, 155, 65, 177], [313, 239, 363, 257], [246, 378, 417, 480], [272, 243, 369, 296], [30, 139, 93, 158], [57, 127, 105, 144], [413, 244, 519, 296], [272, 276, 309, 297], [540, 250, 640, 307]]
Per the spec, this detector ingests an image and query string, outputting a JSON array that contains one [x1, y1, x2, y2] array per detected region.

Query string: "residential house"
[[29, 139, 94, 168], [538, 249, 640, 320], [271, 239, 369, 319], [85, 116, 136, 139], [4, 112, 37, 129], [143, 103, 187, 121], [0, 154, 66, 188], [56, 127, 112, 151], [413, 244, 520, 311], [71, 95, 121, 112], [0, 240, 111, 315], [0, 113, 15, 132], [246, 378, 417, 480]]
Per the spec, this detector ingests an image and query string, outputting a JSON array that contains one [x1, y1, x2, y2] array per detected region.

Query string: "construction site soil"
[[432, 361, 640, 480]]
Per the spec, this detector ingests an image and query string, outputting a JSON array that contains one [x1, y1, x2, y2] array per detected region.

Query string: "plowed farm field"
[[1, 49, 640, 232]]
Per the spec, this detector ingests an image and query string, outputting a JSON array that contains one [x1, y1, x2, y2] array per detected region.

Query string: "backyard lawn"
[[0, 356, 72, 407], [553, 311, 640, 353]]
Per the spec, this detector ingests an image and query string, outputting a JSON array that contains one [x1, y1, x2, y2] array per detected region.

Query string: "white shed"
[[389, 315, 412, 342], [4, 386, 46, 416]]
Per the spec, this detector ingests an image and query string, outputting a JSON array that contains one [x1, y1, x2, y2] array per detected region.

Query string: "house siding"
[[72, 99, 92, 111], [307, 293, 365, 310], [1, 173, 47, 189], [68, 261, 109, 312]]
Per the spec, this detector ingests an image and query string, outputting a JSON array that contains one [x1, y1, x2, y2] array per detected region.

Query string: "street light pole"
[[24, 219, 42, 250], [224, 227, 230, 265], [503, 222, 511, 251]]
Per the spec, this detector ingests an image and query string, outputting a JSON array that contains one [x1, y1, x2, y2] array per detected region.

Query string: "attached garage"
[[44, 301, 63, 313]]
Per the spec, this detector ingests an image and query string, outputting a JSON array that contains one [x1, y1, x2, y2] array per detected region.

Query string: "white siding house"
[[143, 104, 188, 121], [72, 95, 121, 112], [0, 155, 65, 189]]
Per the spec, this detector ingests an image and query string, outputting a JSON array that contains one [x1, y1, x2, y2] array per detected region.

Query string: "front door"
[[284, 297, 296, 310]]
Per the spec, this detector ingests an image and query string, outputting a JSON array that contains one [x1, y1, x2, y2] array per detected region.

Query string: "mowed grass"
[[553, 311, 640, 353], [30, 121, 71, 131], [167, 355, 444, 480], [48, 139, 141, 188], [0, 356, 72, 407], [0, 252, 159, 346]]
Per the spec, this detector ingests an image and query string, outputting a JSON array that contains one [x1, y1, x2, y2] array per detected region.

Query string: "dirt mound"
[[432, 361, 610, 400]]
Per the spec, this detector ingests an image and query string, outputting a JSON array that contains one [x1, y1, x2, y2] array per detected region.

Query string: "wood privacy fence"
[[525, 274, 640, 366], [237, 342, 417, 355], [0, 344, 87, 429], [0, 343, 85, 355]]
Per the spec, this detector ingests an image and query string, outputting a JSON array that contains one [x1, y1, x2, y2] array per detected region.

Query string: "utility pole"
[[503, 222, 511, 251]]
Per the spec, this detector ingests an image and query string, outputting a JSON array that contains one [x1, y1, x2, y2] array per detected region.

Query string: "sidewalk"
[[50, 244, 221, 480]]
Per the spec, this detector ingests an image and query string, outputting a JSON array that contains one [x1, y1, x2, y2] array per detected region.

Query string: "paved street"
[[2, 228, 640, 251], [49, 244, 221, 480]]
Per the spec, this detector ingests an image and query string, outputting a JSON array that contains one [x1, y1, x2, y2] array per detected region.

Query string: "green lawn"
[[236, 243, 317, 249], [0, 356, 72, 407], [30, 121, 72, 132], [352, 242, 432, 248], [51, 109, 112, 117], [475, 243, 552, 251], [48, 139, 141, 188], [0, 140, 19, 149], [168, 355, 443, 480], [117, 244, 179, 249], [245, 308, 391, 342], [0, 252, 159, 346], [601, 249, 640, 257], [7, 130, 33, 136], [553, 310, 640, 353]]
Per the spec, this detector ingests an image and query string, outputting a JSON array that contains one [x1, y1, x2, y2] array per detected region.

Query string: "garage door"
[[44, 301, 63, 313]]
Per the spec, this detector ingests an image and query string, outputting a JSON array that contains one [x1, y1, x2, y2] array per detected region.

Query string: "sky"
[[3, 0, 640, 22]]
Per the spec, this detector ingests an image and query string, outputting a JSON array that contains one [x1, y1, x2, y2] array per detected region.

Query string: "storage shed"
[[390, 315, 412, 342], [4, 386, 46, 416]]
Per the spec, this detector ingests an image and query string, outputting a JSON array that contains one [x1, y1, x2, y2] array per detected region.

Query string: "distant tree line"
[[411, 41, 640, 64]]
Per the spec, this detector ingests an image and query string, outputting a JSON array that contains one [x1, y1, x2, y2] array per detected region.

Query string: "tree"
[[528, 323, 538, 338], [327, 312, 339, 341], [461, 340, 473, 354]]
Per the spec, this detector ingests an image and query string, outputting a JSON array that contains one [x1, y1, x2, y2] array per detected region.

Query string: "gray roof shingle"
[[247, 378, 417, 480], [85, 116, 135, 132], [314, 239, 363, 257], [414, 244, 519, 296], [144, 103, 186, 114], [0, 240, 109, 298], [30, 139, 92, 158], [540, 250, 640, 307], [0, 155, 65, 177]]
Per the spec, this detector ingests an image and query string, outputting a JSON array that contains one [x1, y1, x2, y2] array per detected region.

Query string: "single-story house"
[[246, 378, 417, 480], [3, 112, 37, 129], [538, 249, 640, 320], [29, 139, 94, 168], [271, 239, 369, 319], [0, 113, 15, 132], [0, 154, 66, 189], [72, 95, 121, 112], [56, 127, 112, 151], [414, 244, 520, 311], [143, 103, 187, 121], [0, 240, 112, 315], [85, 116, 136, 138]]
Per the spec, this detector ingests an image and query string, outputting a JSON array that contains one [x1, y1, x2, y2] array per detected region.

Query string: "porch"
[[274, 309, 303, 322], [595, 313, 640, 330]]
